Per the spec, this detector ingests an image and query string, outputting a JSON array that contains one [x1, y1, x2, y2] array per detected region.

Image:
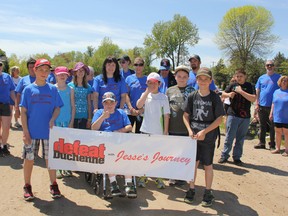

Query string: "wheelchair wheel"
[[84, 172, 92, 184]]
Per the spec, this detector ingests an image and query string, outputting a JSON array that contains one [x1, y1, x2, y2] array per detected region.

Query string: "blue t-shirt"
[[55, 86, 72, 126], [272, 89, 288, 124], [0, 72, 15, 104], [125, 74, 147, 109], [20, 83, 63, 139], [92, 109, 131, 132], [120, 68, 135, 79], [255, 73, 281, 107], [187, 70, 196, 87], [47, 72, 56, 84], [15, 75, 36, 94], [159, 76, 169, 94], [68, 82, 92, 119], [93, 75, 128, 109]]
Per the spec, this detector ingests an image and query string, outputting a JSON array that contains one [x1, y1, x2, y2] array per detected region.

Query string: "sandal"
[[282, 152, 288, 157], [271, 149, 280, 154]]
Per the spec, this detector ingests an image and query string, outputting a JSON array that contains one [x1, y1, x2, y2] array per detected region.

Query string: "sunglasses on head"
[[266, 64, 274, 67], [134, 63, 144, 67]]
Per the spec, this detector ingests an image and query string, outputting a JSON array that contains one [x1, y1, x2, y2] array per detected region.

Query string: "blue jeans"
[[221, 115, 250, 160]]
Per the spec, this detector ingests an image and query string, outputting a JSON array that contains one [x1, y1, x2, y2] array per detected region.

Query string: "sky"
[[0, 0, 287, 68]]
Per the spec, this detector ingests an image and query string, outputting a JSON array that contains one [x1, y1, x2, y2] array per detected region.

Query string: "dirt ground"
[[0, 126, 287, 216]]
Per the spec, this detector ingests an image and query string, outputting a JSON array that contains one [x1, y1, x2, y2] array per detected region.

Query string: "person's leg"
[[271, 127, 282, 153], [108, 174, 121, 196], [204, 164, 213, 190], [283, 128, 288, 155], [220, 115, 238, 161], [232, 118, 250, 161], [255, 107, 267, 148], [1, 116, 11, 146], [135, 116, 143, 134]]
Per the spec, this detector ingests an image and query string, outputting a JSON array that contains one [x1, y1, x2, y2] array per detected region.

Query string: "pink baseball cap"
[[54, 66, 70, 76]]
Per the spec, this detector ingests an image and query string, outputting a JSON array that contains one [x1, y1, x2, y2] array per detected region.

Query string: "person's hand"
[[194, 130, 206, 141], [234, 85, 243, 94], [102, 111, 110, 119], [23, 132, 32, 145], [269, 114, 273, 121], [49, 120, 54, 129], [229, 92, 236, 99]]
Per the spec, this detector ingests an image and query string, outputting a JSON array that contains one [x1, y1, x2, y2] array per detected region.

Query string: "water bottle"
[[24, 144, 34, 160]]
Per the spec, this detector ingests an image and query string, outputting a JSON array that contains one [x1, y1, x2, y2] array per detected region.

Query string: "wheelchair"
[[84, 172, 137, 200]]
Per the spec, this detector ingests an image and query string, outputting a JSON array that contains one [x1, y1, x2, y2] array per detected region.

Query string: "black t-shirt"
[[225, 82, 255, 118]]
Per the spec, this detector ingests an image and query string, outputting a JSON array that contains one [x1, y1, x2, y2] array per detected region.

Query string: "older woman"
[[269, 76, 288, 156]]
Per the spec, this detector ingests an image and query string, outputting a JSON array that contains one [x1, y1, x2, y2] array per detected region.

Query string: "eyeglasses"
[[134, 63, 144, 67], [266, 64, 274, 67], [120, 61, 126, 64], [281, 79, 287, 82]]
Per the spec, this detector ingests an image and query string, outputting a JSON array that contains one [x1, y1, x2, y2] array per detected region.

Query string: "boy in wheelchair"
[[91, 92, 136, 198]]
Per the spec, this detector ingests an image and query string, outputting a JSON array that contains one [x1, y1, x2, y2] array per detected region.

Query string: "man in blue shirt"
[[187, 55, 217, 91], [254, 60, 281, 149]]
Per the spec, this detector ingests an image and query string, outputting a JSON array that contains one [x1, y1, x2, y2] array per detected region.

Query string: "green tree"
[[144, 14, 199, 70], [273, 52, 287, 73], [215, 5, 279, 69]]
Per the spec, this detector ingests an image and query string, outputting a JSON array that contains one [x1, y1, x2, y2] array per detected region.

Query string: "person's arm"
[[183, 112, 194, 138], [163, 113, 169, 135], [20, 107, 31, 145], [115, 125, 132, 133], [221, 91, 236, 99], [86, 93, 92, 128], [136, 88, 149, 109], [119, 93, 127, 109], [49, 107, 60, 129], [234, 86, 256, 102], [194, 116, 224, 141], [91, 111, 109, 131], [69, 88, 76, 128], [93, 92, 99, 113], [269, 103, 274, 121], [14, 93, 21, 118], [255, 89, 260, 112]]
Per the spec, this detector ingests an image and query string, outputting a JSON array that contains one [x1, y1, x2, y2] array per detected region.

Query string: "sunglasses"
[[266, 64, 274, 67], [120, 61, 126, 64], [134, 63, 144, 67]]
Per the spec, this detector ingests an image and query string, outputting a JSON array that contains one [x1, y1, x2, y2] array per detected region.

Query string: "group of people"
[[0, 54, 287, 208]]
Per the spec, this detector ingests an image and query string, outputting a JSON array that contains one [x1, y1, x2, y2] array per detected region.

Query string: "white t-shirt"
[[13, 76, 22, 86], [140, 92, 170, 135]]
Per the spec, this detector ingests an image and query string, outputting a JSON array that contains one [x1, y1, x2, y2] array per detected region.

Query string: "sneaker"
[[282, 152, 288, 157], [0, 148, 4, 157], [125, 182, 137, 198], [201, 189, 215, 207], [175, 180, 186, 186], [218, 158, 228, 164], [50, 182, 62, 198], [62, 170, 73, 177], [233, 159, 243, 166], [14, 122, 22, 128], [184, 188, 195, 204], [23, 184, 34, 201], [155, 178, 165, 189], [169, 179, 176, 186], [110, 181, 121, 196], [254, 143, 266, 149], [2, 145, 10, 155], [138, 176, 148, 188], [56, 170, 63, 179], [269, 142, 276, 150]]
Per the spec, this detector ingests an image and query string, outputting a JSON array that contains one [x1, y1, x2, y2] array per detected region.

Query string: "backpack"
[[189, 90, 221, 148]]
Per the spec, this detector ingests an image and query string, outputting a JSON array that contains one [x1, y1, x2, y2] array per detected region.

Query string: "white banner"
[[48, 127, 197, 181]]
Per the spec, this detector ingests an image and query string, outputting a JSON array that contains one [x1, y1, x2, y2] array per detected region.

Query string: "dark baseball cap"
[[118, 55, 131, 62], [160, 58, 170, 70], [188, 54, 201, 62]]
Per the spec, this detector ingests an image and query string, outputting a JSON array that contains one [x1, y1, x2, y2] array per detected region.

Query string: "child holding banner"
[[136, 72, 170, 189], [91, 92, 136, 198], [54, 66, 75, 178], [20, 59, 63, 201], [183, 67, 225, 207]]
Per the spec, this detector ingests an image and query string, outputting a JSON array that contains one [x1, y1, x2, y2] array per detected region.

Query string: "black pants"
[[128, 115, 143, 134], [74, 118, 88, 129], [258, 106, 275, 144]]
